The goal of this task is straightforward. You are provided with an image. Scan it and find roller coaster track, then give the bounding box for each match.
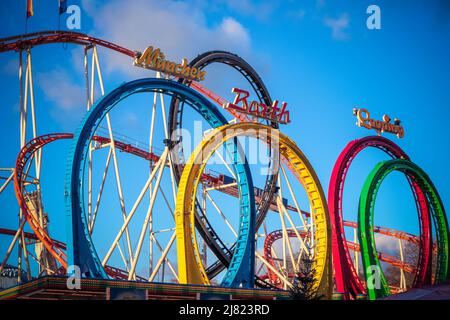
[0,228,145,281]
[0,31,135,57]
[2,31,440,297]
[65,78,259,285]
[13,133,162,270]
[175,122,332,298]
[89,135,435,269]
[90,132,430,285]
[358,159,449,299]
[12,131,269,283]
[0,228,66,251]
[263,228,416,287]
[328,136,432,299]
[169,51,279,283]
[14,132,427,291]
[0,31,259,283]
[345,241,415,274]
[11,132,165,281]
[0,32,282,287]
[14,133,73,268]
[10,131,436,295]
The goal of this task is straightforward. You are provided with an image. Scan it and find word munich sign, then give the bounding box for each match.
[134,46,206,82]
[354,108,404,138]
[225,88,291,124]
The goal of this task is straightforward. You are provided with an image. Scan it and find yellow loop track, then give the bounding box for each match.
[175,123,332,297]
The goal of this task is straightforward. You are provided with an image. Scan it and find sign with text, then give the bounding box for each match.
[354,108,404,138]
[225,88,290,124]
[134,46,206,82]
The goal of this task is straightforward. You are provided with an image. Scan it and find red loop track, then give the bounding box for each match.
[328,136,432,298]
[14,134,74,268]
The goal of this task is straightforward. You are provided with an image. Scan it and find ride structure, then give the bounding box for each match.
[175,122,332,297]
[329,136,432,298]
[0,30,448,300]
[329,110,449,299]
[358,159,449,299]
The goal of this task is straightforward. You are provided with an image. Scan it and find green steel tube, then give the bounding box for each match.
[358,159,449,300]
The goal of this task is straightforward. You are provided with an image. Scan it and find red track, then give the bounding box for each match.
[14,133,73,268]
[0,227,66,250]
[0,30,238,121]
[91,136,160,162]
[12,132,232,278]
[263,228,417,288]
[0,228,144,281]
[0,31,135,57]
[328,136,432,299]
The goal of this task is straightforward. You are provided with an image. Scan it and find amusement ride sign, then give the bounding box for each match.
[353,108,404,138]
[225,88,291,124]
[134,46,206,82]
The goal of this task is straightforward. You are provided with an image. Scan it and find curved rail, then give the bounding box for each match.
[65,78,255,285]
[175,122,332,298]
[0,31,135,57]
[263,228,416,287]
[86,134,435,287]
[358,159,449,300]
[12,132,189,277]
[2,32,273,287]
[14,133,74,268]
[168,51,279,282]
[0,227,66,250]
[1,33,277,286]
[0,228,145,281]
[328,136,432,298]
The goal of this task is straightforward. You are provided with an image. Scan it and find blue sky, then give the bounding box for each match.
[1,0,450,279]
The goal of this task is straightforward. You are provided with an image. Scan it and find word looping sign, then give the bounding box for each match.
[354,108,404,138]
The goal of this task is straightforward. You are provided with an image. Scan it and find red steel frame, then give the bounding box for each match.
[13,133,74,268]
[262,225,421,287]
[0,228,144,281]
[0,31,135,57]
[12,133,159,280]
[328,136,432,299]
[12,132,254,273]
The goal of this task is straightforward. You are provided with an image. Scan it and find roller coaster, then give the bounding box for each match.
[0,30,448,300]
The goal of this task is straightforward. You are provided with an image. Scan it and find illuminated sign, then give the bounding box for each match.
[134,46,206,82]
[225,88,290,124]
[353,108,404,138]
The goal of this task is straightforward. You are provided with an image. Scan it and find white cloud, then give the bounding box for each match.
[375,234,400,254]
[219,17,251,50]
[324,13,350,41]
[37,68,85,112]
[80,0,252,77]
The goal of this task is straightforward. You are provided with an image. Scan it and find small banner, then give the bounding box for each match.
[26,0,33,18]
